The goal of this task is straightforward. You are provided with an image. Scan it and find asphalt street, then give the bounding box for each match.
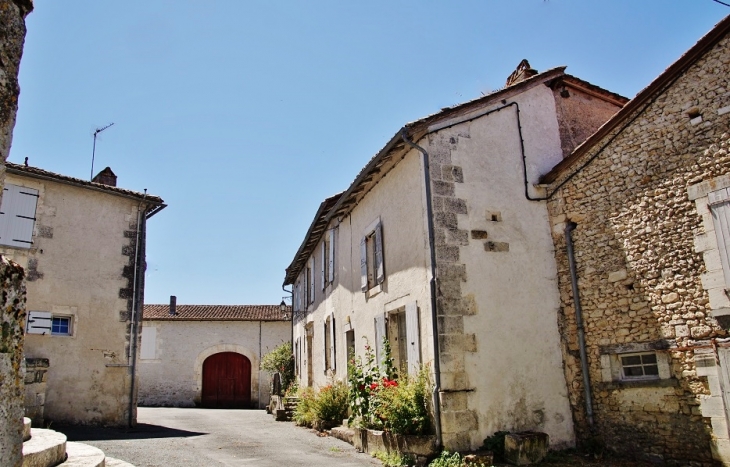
[55,407,381,467]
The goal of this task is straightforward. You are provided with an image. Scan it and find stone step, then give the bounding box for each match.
[23,417,31,442]
[104,457,135,467]
[58,442,105,467]
[22,428,67,467]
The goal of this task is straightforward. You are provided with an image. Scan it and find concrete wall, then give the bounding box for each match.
[546,32,730,464]
[138,320,291,409]
[1,172,145,426]
[422,82,576,451]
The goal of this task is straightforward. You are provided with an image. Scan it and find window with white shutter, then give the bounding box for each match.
[26,311,52,335]
[0,184,39,249]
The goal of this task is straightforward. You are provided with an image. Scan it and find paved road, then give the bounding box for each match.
[55,407,381,467]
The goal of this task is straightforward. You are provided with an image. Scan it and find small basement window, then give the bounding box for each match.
[620,352,659,380]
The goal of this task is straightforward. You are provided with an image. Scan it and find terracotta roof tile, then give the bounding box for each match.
[143,304,291,321]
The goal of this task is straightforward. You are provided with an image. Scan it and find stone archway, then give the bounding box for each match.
[193,344,258,407]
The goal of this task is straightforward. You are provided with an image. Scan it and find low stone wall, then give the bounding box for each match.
[23,358,48,426]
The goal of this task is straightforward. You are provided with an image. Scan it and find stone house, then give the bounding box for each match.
[0,162,165,426]
[541,14,730,465]
[283,61,627,451]
[138,299,291,409]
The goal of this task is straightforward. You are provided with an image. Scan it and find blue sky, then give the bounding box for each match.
[11,1,729,305]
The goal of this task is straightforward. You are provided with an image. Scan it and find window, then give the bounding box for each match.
[27,311,73,336]
[323,314,336,373]
[0,183,39,249]
[360,219,384,293]
[51,317,71,336]
[375,301,420,376]
[321,229,335,290]
[305,258,314,306]
[620,352,659,380]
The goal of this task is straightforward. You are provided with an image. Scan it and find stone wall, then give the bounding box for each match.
[546,31,730,465]
[23,357,48,426]
[0,257,27,467]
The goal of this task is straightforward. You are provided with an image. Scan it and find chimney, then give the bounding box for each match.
[92,167,117,187]
[505,59,538,87]
[169,295,177,315]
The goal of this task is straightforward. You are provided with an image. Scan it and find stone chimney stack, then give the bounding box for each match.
[169,295,177,315]
[505,59,538,87]
[92,167,117,187]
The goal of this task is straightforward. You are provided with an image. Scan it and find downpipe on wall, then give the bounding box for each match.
[128,194,147,428]
[401,129,443,450]
[564,222,594,428]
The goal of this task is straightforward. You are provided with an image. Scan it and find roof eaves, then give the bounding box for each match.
[6,163,164,204]
[541,13,730,185]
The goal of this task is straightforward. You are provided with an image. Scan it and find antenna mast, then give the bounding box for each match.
[91,122,115,180]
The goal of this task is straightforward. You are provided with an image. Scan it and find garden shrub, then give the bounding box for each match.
[428,450,489,467]
[293,381,349,429]
[372,450,415,467]
[293,386,317,427]
[261,341,295,393]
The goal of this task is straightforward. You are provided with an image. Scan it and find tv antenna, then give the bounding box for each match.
[91,122,115,180]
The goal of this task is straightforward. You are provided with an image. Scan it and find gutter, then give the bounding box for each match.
[565,222,594,428]
[401,130,443,449]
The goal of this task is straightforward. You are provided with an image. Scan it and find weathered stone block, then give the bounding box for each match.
[484,241,509,252]
[504,432,549,465]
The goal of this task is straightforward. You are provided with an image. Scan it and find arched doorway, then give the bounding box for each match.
[201,352,251,408]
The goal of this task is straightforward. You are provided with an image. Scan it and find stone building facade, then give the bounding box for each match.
[284,62,626,451]
[542,15,730,465]
[0,163,165,426]
[138,302,291,410]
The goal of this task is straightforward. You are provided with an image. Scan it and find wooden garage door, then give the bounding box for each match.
[202,352,251,409]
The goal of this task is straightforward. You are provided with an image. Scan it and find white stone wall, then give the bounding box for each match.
[138,320,290,408]
[1,173,144,425]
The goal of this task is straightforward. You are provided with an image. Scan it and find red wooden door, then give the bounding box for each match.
[202,352,251,408]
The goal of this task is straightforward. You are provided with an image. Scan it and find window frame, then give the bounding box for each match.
[360,218,384,295]
[619,351,660,381]
[51,316,72,336]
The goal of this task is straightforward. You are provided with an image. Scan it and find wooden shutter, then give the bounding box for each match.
[321,241,326,291]
[405,302,421,375]
[374,313,386,368]
[328,230,335,284]
[26,311,52,335]
[0,184,38,249]
[323,320,328,372]
[309,259,315,304]
[330,315,336,371]
[374,222,384,285]
[711,188,730,287]
[360,237,368,292]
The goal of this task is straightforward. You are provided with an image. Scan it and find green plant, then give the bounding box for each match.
[261,341,295,393]
[371,366,431,435]
[428,451,490,467]
[372,450,414,467]
[293,386,317,427]
[313,380,349,425]
[481,431,509,462]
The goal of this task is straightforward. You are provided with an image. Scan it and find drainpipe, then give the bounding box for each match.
[128,193,147,428]
[564,222,594,428]
[259,320,262,409]
[401,129,443,449]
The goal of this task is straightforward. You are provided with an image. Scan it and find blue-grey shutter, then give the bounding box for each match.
[374,222,384,285]
[710,188,730,287]
[0,184,38,249]
[330,315,336,371]
[360,237,368,292]
[309,259,315,304]
[26,311,52,335]
[405,302,421,375]
[321,241,326,291]
[328,230,335,284]
[374,313,386,368]
[323,320,328,373]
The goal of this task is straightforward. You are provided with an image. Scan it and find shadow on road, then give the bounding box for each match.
[53,423,207,441]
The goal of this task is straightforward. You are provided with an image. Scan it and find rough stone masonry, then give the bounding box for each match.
[0,1,33,467]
